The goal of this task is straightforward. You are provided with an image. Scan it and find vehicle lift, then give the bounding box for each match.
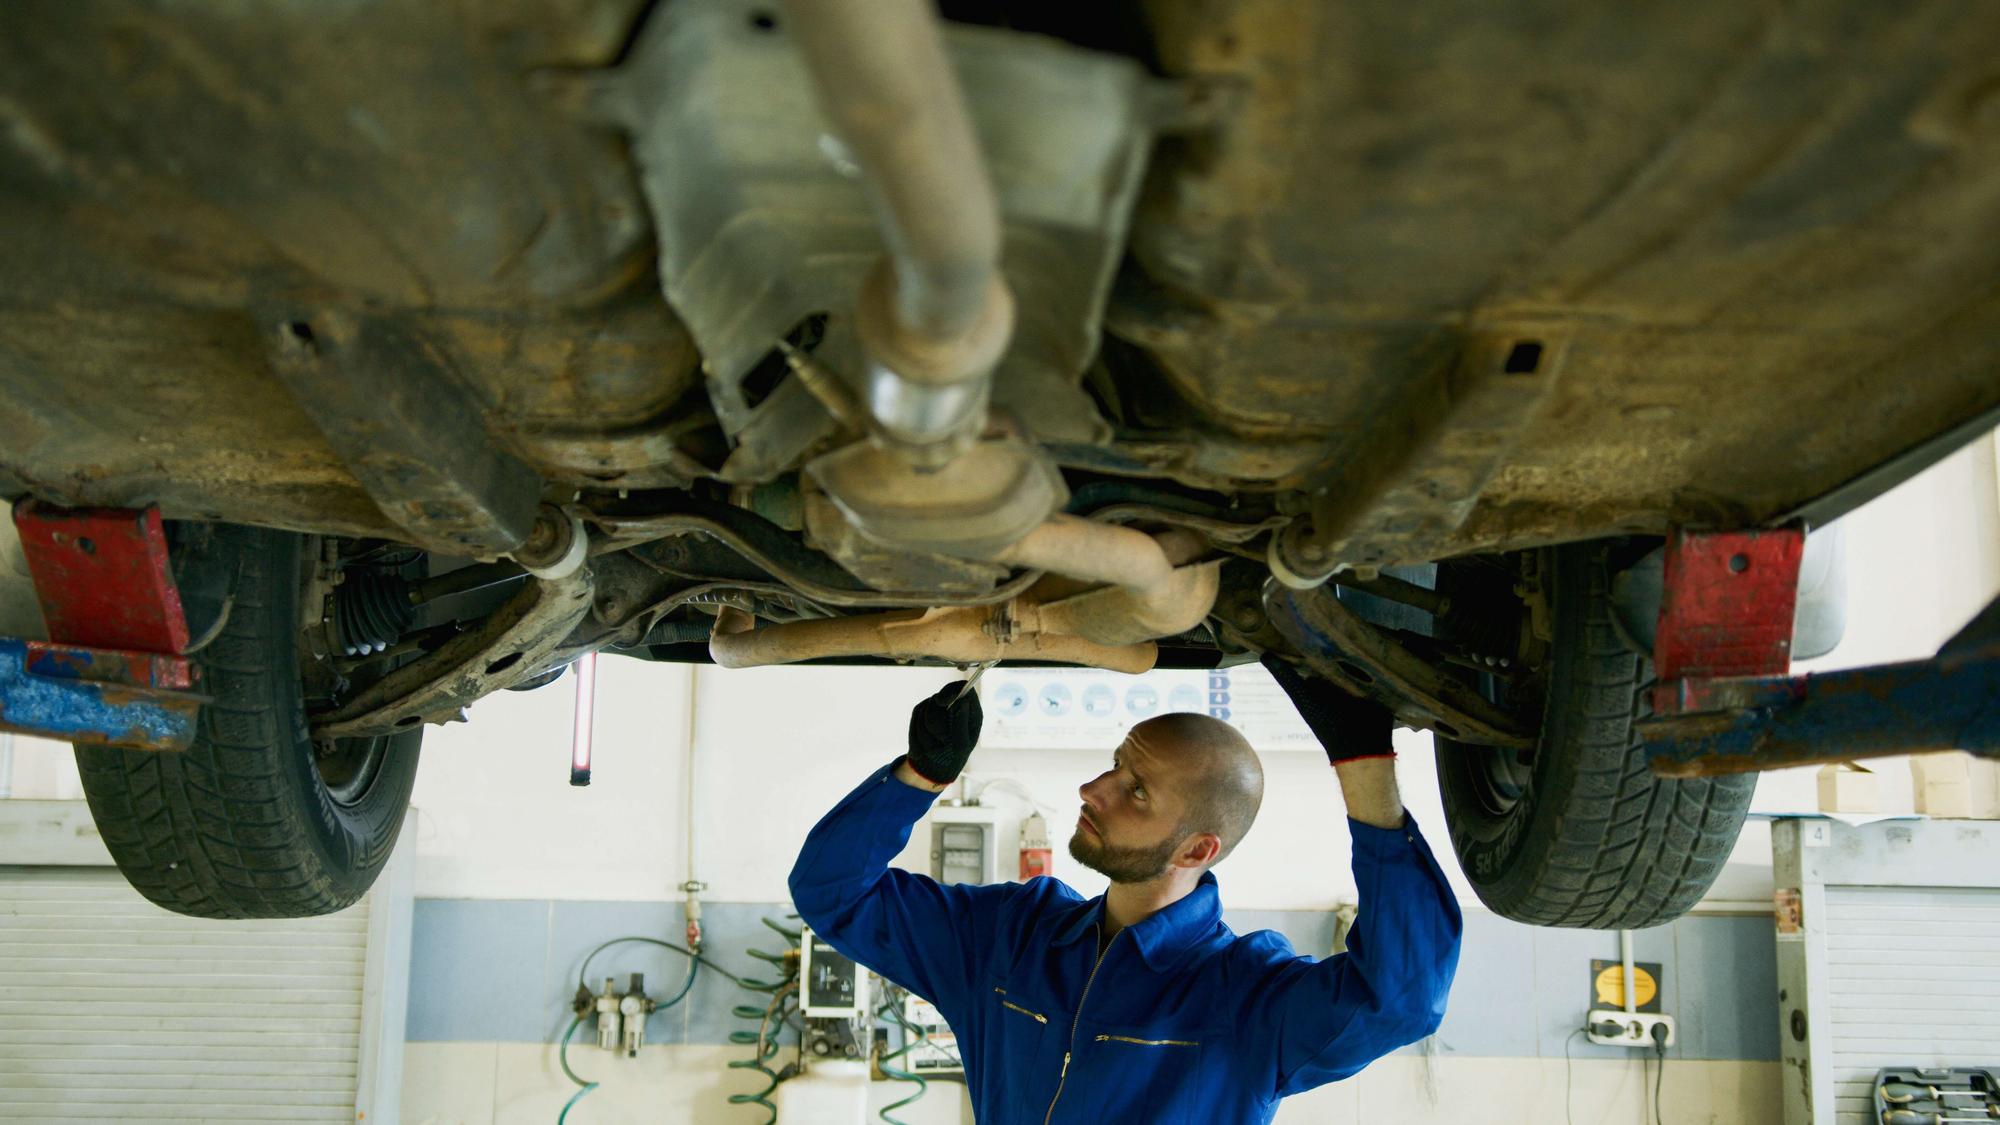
[0,505,1995,774]
[1636,528,2000,779]
[1,503,203,752]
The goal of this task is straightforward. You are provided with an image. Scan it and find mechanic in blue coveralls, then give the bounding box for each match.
[789,658,1462,1124]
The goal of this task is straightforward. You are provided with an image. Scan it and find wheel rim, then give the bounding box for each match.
[1467,742,1535,816]
[316,735,392,807]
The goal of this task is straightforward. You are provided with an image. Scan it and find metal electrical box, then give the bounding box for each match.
[929,803,1004,886]
[799,927,869,1021]
[1773,816,2000,1125]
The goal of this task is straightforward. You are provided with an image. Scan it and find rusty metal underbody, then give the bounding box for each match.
[4,0,2000,678]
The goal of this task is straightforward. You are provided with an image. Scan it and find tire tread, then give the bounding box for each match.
[72,524,418,919]
[1439,542,1755,929]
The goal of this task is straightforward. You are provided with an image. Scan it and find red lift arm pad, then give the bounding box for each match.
[12,502,191,654]
[1654,528,1805,682]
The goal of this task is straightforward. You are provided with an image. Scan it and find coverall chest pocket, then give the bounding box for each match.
[986,985,1066,1122]
[1075,1019,1209,1125]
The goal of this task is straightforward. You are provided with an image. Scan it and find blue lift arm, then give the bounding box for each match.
[1643,588,2000,778]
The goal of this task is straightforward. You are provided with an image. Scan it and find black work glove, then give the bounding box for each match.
[905,683,984,785]
[1261,653,1396,765]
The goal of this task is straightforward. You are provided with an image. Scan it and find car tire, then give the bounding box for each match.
[73,523,421,919]
[1434,540,1755,929]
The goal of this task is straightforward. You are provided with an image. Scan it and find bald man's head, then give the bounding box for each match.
[1131,712,1266,866]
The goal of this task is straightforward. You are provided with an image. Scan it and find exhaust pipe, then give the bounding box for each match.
[995,519,1219,646]
[776,2,1213,651]
[708,605,1158,674]
[779,0,1014,460]
[705,522,1221,669]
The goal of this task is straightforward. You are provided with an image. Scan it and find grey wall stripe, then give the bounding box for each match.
[405,898,1779,1061]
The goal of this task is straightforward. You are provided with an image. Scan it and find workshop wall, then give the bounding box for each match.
[400,663,1791,1124]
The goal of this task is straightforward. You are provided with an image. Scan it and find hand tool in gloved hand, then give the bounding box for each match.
[1260,653,1396,764]
[952,660,997,704]
[1883,1084,1994,1106]
[1882,1110,1999,1125]
[906,681,985,786]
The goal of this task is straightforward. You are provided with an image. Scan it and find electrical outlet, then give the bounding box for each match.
[1585,1010,1677,1048]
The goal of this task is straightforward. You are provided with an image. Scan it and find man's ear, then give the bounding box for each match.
[1175,832,1222,869]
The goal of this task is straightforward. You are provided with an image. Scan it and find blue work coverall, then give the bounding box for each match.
[788,758,1463,1124]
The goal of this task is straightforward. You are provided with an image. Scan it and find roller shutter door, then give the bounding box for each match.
[1822,885,2000,1125]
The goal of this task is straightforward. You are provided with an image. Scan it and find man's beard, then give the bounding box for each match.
[1068,824,1183,884]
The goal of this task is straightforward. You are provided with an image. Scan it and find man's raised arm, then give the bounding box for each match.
[1237,656,1465,1097]
[787,684,1018,1017]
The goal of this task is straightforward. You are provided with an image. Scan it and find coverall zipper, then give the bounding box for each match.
[1042,924,1112,1125]
[997,995,1049,1024]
